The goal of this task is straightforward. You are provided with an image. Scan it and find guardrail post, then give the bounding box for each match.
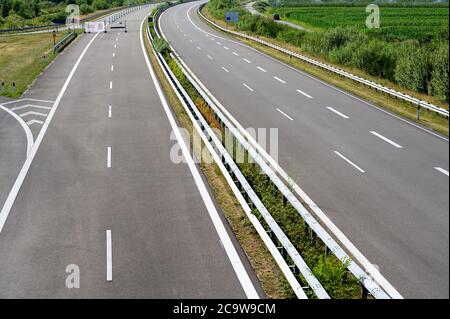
[1,80,4,95]
[361,283,368,299]
[12,81,15,94]
[416,103,421,120]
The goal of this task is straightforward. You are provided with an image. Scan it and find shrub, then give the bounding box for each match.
[350,39,397,81]
[428,45,449,102]
[153,37,170,55]
[395,44,432,93]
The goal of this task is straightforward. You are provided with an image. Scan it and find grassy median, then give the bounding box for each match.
[143,21,295,299]
[201,7,449,137]
[0,31,77,98]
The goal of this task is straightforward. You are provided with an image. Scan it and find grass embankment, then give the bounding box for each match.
[145,19,294,299]
[201,6,449,136]
[149,7,364,297]
[0,30,78,98]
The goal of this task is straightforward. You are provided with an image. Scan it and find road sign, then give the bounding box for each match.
[225,12,239,23]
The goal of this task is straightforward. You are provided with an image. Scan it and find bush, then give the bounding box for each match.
[80,3,94,15]
[395,44,432,93]
[350,40,397,81]
[153,37,170,55]
[428,45,449,102]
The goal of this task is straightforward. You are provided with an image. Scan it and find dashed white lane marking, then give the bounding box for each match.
[221,67,229,73]
[370,131,403,149]
[276,108,294,121]
[114,44,117,48]
[216,41,222,45]
[11,104,51,111]
[106,230,112,281]
[334,151,365,173]
[274,76,286,84]
[107,147,112,168]
[197,46,201,50]
[207,55,213,60]
[116,37,118,41]
[108,105,112,118]
[243,58,251,64]
[326,107,349,119]
[109,81,113,90]
[223,46,229,50]
[189,39,193,43]
[243,83,254,92]
[257,66,267,72]
[232,51,239,56]
[111,65,114,71]
[112,52,115,57]
[184,34,187,37]
[435,167,449,176]
[296,89,313,99]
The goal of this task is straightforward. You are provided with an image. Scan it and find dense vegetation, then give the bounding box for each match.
[206,0,449,103]
[0,0,148,29]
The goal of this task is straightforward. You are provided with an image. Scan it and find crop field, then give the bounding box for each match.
[269,6,449,41]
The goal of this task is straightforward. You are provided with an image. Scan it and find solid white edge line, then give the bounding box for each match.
[106,230,113,281]
[327,106,349,119]
[0,105,34,157]
[370,131,403,149]
[334,151,365,173]
[276,108,294,121]
[296,89,313,99]
[0,32,100,234]
[141,15,259,299]
[180,3,404,299]
[435,167,449,176]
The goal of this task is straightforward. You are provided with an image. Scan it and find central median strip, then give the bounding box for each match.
[151,3,400,299]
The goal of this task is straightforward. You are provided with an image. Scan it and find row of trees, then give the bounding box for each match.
[207,0,449,102]
[0,0,147,26]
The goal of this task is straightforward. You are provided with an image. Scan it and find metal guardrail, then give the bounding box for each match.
[147,12,311,299]
[198,5,449,119]
[153,4,400,299]
[52,32,77,54]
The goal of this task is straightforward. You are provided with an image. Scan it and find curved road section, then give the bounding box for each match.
[160,1,449,298]
[0,6,261,298]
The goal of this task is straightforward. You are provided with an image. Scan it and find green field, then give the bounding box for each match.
[270,6,449,41]
[0,31,69,97]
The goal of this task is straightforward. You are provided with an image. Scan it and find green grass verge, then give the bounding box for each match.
[144,21,294,299]
[0,30,80,98]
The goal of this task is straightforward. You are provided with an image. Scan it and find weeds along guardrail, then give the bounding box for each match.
[197,4,449,120]
[150,4,401,299]
[52,32,77,54]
